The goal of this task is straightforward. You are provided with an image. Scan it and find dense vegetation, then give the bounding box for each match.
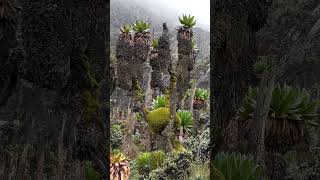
[110,10,211,179]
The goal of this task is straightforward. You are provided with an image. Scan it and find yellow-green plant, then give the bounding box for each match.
[132,20,150,33]
[194,88,209,101]
[136,151,166,175]
[191,38,198,50]
[179,14,196,28]
[151,38,159,49]
[177,110,193,134]
[147,107,181,134]
[120,24,132,33]
[151,95,169,110]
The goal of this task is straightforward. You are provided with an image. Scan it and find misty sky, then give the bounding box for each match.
[116,0,210,29]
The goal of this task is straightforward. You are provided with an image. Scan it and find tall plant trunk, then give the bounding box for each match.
[116,33,133,90]
[132,32,150,114]
[210,1,273,167]
[161,63,177,152]
[176,27,194,109]
[150,23,171,95]
[250,72,275,174]
[188,80,197,112]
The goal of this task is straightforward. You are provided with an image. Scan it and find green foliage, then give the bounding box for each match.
[285,152,320,180]
[213,152,263,180]
[189,162,210,180]
[111,124,124,149]
[151,95,169,110]
[81,91,101,123]
[194,88,209,101]
[239,84,319,126]
[151,38,159,49]
[177,110,193,134]
[184,129,210,163]
[172,139,186,152]
[136,152,151,174]
[149,151,167,170]
[120,24,132,33]
[147,107,181,134]
[191,38,198,50]
[148,150,193,180]
[111,150,128,163]
[110,53,117,64]
[136,151,167,175]
[135,112,142,122]
[85,161,101,180]
[132,20,150,33]
[179,14,196,28]
[254,59,273,74]
[211,165,226,180]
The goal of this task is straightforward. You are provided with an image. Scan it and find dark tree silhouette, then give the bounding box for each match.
[210,0,273,173]
[0,0,109,178]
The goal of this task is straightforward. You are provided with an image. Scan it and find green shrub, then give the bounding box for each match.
[172,139,186,152]
[239,84,319,124]
[151,95,169,110]
[149,150,193,180]
[84,161,101,180]
[184,129,210,163]
[151,38,159,49]
[147,107,181,134]
[189,162,210,180]
[194,88,209,101]
[285,152,320,180]
[132,20,150,33]
[177,110,193,134]
[211,165,226,180]
[179,14,196,28]
[136,151,167,176]
[110,124,124,149]
[120,24,132,33]
[213,152,263,180]
[254,59,273,74]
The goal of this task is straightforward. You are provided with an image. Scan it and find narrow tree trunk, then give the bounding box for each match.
[251,72,275,175]
[161,63,177,152]
[188,80,197,112]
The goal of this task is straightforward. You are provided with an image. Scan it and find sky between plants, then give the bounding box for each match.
[117,0,210,30]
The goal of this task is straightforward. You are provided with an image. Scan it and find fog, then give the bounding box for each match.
[113,0,210,30]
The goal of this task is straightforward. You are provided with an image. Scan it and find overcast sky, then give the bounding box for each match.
[116,0,210,29]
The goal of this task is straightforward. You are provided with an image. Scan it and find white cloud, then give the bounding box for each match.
[115,0,210,28]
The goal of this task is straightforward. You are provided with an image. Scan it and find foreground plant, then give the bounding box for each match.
[136,151,166,176]
[177,110,193,134]
[239,84,319,152]
[110,151,130,180]
[213,152,263,180]
[179,14,196,28]
[132,20,150,33]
